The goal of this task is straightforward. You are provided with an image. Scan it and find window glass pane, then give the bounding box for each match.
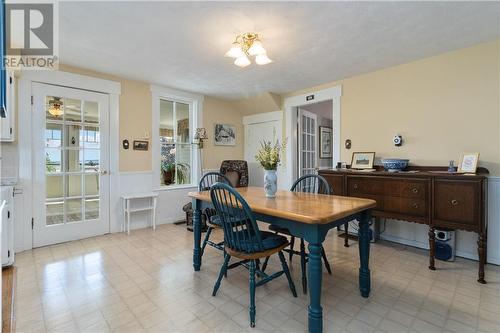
[46,175,63,198]
[66,150,83,172]
[85,198,99,220]
[45,148,62,173]
[160,100,174,142]
[65,124,83,148]
[84,149,100,172]
[175,143,191,185]
[45,123,62,147]
[66,198,82,222]
[67,175,82,197]
[176,102,189,143]
[65,98,82,122]
[84,101,99,124]
[85,174,99,196]
[161,143,176,185]
[83,126,100,148]
[46,95,64,121]
[46,201,64,225]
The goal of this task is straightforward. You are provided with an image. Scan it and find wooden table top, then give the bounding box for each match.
[188,186,376,224]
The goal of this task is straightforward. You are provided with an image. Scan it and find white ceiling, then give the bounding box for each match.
[60,1,500,99]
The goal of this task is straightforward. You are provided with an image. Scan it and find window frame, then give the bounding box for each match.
[151,85,203,191]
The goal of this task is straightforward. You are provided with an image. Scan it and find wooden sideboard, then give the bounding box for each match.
[318,166,489,283]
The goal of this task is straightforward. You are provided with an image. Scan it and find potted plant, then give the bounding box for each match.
[255,140,286,198]
[161,146,176,185]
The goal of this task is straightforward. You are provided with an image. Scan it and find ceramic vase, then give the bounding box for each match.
[264,169,278,198]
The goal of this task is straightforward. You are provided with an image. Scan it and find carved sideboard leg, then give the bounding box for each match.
[477,233,487,284]
[344,223,349,247]
[428,226,436,271]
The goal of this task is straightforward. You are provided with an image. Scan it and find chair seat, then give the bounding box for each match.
[229,230,288,254]
[268,224,291,235]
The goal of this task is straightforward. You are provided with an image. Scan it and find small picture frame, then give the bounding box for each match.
[214,123,236,146]
[133,140,149,151]
[319,126,333,159]
[351,152,375,169]
[458,152,479,173]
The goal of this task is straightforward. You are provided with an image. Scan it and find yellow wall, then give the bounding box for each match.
[284,40,500,175]
[59,65,252,172]
[60,65,153,172]
[202,97,244,169]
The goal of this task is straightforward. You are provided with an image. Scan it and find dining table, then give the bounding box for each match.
[188,186,376,333]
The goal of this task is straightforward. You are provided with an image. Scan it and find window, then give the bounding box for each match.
[159,98,193,187]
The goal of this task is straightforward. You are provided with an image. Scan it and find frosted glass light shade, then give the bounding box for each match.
[234,56,251,68]
[255,54,272,65]
[225,43,245,58]
[248,40,266,56]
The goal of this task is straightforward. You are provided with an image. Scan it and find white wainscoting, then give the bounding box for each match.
[115,171,196,232]
[379,176,500,265]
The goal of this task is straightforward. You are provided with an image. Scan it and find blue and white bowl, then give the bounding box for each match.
[381,159,409,172]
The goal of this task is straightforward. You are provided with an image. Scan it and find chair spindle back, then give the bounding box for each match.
[291,174,331,195]
[210,183,263,253]
[199,172,231,191]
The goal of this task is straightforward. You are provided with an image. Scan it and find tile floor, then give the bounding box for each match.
[14,223,500,333]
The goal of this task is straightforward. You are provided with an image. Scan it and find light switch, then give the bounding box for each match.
[144,131,150,140]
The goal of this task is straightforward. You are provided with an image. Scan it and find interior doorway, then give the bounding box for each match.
[296,100,334,177]
[283,85,342,189]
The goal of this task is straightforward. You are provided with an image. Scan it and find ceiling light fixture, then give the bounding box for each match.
[48,97,64,117]
[225,33,272,67]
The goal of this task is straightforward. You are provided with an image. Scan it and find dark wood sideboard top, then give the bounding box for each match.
[319,165,489,179]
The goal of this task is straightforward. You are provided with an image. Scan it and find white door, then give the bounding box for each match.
[32,83,110,247]
[245,120,280,187]
[298,108,317,177]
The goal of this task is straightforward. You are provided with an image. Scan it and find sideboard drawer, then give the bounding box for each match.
[347,176,428,199]
[383,197,427,217]
[433,180,480,225]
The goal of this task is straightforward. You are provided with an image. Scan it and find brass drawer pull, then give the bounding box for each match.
[451,199,459,206]
[412,187,419,194]
[353,184,359,189]
[412,203,419,209]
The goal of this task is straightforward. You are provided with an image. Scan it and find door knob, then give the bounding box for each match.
[100,170,108,175]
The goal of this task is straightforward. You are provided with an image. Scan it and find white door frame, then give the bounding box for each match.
[18,71,121,251]
[283,85,342,189]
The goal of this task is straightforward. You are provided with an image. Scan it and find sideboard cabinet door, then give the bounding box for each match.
[433,179,481,230]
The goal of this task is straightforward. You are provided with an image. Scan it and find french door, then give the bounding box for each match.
[298,108,317,177]
[32,83,110,247]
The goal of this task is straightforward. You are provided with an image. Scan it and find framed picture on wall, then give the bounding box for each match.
[351,152,375,169]
[214,124,236,146]
[458,152,479,173]
[319,126,333,158]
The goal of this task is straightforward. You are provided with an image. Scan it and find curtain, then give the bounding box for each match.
[0,0,6,118]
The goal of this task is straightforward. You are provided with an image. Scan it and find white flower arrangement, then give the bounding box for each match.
[255,139,287,171]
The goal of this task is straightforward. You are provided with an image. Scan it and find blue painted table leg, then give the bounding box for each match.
[358,210,371,298]
[193,199,202,271]
[307,243,323,333]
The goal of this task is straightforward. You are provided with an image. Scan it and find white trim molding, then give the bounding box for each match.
[242,110,283,125]
[283,85,342,189]
[18,70,121,95]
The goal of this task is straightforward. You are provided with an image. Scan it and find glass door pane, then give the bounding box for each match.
[44,95,102,225]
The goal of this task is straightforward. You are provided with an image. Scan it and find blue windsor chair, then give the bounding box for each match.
[210,182,297,328]
[264,174,334,294]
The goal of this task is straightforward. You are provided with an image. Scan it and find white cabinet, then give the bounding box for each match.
[0,71,15,142]
[0,186,14,266]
